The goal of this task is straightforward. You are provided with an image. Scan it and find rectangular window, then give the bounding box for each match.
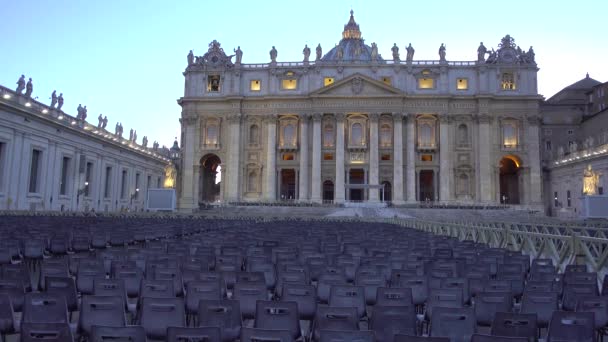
[554,191,559,207]
[418,78,434,89]
[147,175,151,191]
[382,77,392,86]
[599,187,604,195]
[85,162,93,197]
[281,79,297,90]
[120,170,128,199]
[282,153,294,161]
[29,149,42,193]
[545,140,552,152]
[501,73,516,90]
[381,154,391,161]
[157,177,161,188]
[567,190,571,207]
[104,166,112,198]
[567,129,574,135]
[0,142,6,191]
[456,78,468,90]
[60,157,70,196]
[324,77,334,86]
[135,173,140,199]
[323,153,334,161]
[250,80,261,91]
[421,154,433,162]
[207,75,221,92]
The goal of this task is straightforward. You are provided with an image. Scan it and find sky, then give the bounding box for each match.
[1,0,607,148]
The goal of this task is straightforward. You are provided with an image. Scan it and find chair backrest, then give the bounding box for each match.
[370,305,417,342]
[312,306,359,342]
[430,307,476,342]
[426,288,463,319]
[520,290,558,327]
[376,287,413,307]
[114,267,143,297]
[185,280,223,314]
[139,279,175,299]
[197,299,242,342]
[20,323,74,342]
[90,325,146,342]
[166,326,222,342]
[490,312,537,340]
[576,295,608,329]
[280,283,317,320]
[139,297,185,340]
[547,311,595,342]
[0,293,14,334]
[22,292,69,324]
[471,334,528,342]
[254,300,300,339]
[78,295,125,337]
[395,275,428,305]
[474,291,513,326]
[319,329,375,342]
[0,278,25,312]
[329,285,366,318]
[394,334,450,341]
[233,282,268,319]
[562,283,599,311]
[240,327,294,342]
[441,277,470,304]
[93,278,127,304]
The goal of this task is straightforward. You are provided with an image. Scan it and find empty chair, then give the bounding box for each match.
[0,279,25,312]
[521,290,558,329]
[20,323,73,342]
[44,276,78,313]
[90,325,146,342]
[547,311,595,342]
[233,282,267,319]
[185,280,222,317]
[167,326,222,342]
[154,266,185,297]
[241,327,294,342]
[254,300,300,340]
[94,278,127,305]
[317,271,348,303]
[394,336,449,342]
[430,307,476,342]
[356,272,387,305]
[441,277,470,304]
[139,279,175,300]
[376,287,413,307]
[471,334,528,342]
[0,294,15,338]
[319,329,375,342]
[78,295,126,338]
[76,260,106,295]
[394,276,428,306]
[197,300,242,342]
[114,266,143,298]
[426,288,463,320]
[370,305,417,342]
[490,312,537,341]
[484,279,513,295]
[329,285,366,319]
[562,283,598,311]
[576,295,608,334]
[276,270,308,296]
[39,261,69,291]
[474,291,513,327]
[281,283,317,321]
[1,264,32,292]
[312,306,359,342]
[22,293,69,324]
[139,297,185,340]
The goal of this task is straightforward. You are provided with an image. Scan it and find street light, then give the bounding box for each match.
[76,181,89,206]
[130,188,140,201]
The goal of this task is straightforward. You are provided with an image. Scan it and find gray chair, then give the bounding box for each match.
[167,326,222,342]
[89,325,146,342]
[547,311,595,342]
[319,329,375,342]
[312,306,359,342]
[240,327,294,342]
[197,299,242,342]
[430,307,476,342]
[78,295,126,338]
[139,297,185,340]
[254,300,301,340]
[20,323,73,342]
[490,312,538,341]
[370,305,417,342]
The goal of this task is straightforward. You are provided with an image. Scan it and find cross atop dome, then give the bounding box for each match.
[342,10,362,40]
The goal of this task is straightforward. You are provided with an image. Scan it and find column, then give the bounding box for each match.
[477,114,493,202]
[439,115,452,202]
[177,115,198,211]
[369,113,379,202]
[527,115,543,206]
[334,113,346,203]
[405,114,416,202]
[298,113,309,201]
[264,115,277,201]
[311,114,322,203]
[392,113,404,204]
[225,113,241,201]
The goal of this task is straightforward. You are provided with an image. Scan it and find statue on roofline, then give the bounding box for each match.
[316,44,322,61]
[438,43,446,62]
[392,43,400,61]
[234,46,242,64]
[303,44,310,63]
[50,90,57,108]
[270,46,277,63]
[583,164,602,195]
[406,43,415,62]
[16,75,25,94]
[477,42,487,62]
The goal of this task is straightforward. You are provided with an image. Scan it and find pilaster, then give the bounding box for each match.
[335,113,346,203]
[311,113,323,203]
[392,113,405,204]
[368,113,380,202]
[298,113,310,201]
[405,114,416,202]
[264,114,278,201]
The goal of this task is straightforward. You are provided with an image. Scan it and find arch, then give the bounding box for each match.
[457,123,468,145]
[499,155,522,204]
[206,124,218,145]
[381,181,392,202]
[249,124,259,145]
[199,154,221,203]
[323,180,334,202]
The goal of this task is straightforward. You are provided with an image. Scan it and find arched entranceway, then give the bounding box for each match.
[348,169,365,201]
[499,155,521,204]
[380,181,392,202]
[323,180,334,202]
[200,154,221,203]
[280,169,296,201]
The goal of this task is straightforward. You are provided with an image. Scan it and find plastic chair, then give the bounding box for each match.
[430,307,476,342]
[167,326,222,342]
[233,282,268,319]
[78,295,126,338]
[197,299,242,342]
[22,292,69,324]
[329,285,366,319]
[281,283,317,320]
[138,297,185,340]
[312,306,359,342]
[20,323,73,342]
[474,291,513,326]
[254,300,301,340]
[370,305,417,342]
[547,311,595,342]
[89,325,146,342]
[490,312,538,341]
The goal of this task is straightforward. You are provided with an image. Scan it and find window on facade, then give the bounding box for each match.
[418,123,434,148]
[456,78,468,90]
[249,124,259,145]
[421,154,433,162]
[324,77,334,86]
[501,73,516,90]
[29,149,42,193]
[323,124,334,147]
[567,190,571,207]
[206,124,218,145]
[104,167,112,198]
[457,173,469,195]
[120,170,128,199]
[380,124,392,147]
[157,177,161,188]
[545,140,552,152]
[502,122,518,148]
[248,171,258,192]
[207,75,221,92]
[250,80,261,91]
[554,191,559,207]
[382,77,392,86]
[418,78,434,89]
[147,175,151,192]
[350,123,364,146]
[0,142,5,191]
[567,129,574,135]
[282,153,294,161]
[59,157,70,196]
[457,124,468,146]
[282,79,297,90]
[135,173,140,199]
[85,162,93,197]
[381,154,391,161]
[282,124,296,147]
[323,153,334,161]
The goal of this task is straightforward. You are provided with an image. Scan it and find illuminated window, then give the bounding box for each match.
[249,124,259,145]
[456,78,468,90]
[350,123,364,146]
[282,153,295,161]
[250,80,261,91]
[324,77,335,86]
[501,73,516,90]
[421,154,433,162]
[323,123,334,147]
[380,123,392,147]
[418,78,434,89]
[281,123,297,147]
[206,124,218,145]
[207,75,221,92]
[323,153,334,161]
[417,121,435,148]
[502,121,518,148]
[381,154,391,161]
[282,79,297,90]
[382,77,392,86]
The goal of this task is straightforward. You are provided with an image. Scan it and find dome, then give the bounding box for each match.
[321,10,384,63]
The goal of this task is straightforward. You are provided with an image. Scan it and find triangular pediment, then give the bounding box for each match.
[310,73,402,97]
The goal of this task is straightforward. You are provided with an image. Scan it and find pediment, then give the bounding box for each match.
[310,73,402,97]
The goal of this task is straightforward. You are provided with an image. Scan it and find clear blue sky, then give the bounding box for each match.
[1,0,607,148]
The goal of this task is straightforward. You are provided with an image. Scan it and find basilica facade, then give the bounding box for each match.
[177,12,543,210]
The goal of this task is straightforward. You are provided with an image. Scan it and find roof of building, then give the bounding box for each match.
[564,73,602,90]
[546,73,601,104]
[321,10,384,63]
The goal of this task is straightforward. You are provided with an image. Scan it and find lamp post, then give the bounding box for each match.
[76,181,89,207]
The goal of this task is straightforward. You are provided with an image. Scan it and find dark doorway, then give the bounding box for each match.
[499,156,521,204]
[280,169,296,201]
[349,169,365,201]
[200,154,221,203]
[381,181,392,202]
[323,180,334,202]
[419,170,434,202]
